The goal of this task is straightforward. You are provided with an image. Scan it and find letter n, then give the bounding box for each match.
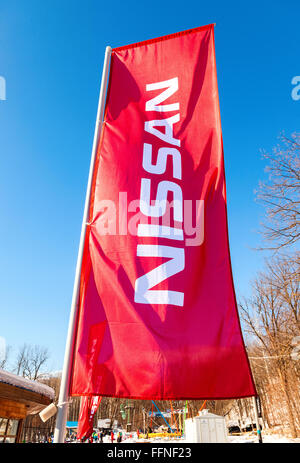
[134,244,184,306]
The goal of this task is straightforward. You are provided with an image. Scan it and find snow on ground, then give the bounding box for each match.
[103,431,300,444]
[227,432,300,444]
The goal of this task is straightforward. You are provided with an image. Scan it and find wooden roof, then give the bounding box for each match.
[0,369,55,418]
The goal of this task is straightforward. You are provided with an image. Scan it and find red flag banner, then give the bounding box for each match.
[70,24,256,400]
[77,395,102,440]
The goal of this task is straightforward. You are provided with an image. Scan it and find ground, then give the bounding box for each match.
[98,430,300,444]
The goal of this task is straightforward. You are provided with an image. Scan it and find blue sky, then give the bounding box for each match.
[0,0,299,372]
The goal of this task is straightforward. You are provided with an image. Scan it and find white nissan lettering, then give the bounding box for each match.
[134,77,185,307]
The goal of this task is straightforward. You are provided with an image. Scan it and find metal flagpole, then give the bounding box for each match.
[54,45,112,443]
[252,396,263,443]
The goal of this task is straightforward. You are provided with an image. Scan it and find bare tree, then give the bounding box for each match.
[0,344,12,370]
[240,254,300,437]
[264,253,300,333]
[15,344,29,376]
[256,133,300,250]
[14,344,49,380]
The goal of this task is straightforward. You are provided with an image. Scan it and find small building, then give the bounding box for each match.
[185,409,228,443]
[0,369,55,443]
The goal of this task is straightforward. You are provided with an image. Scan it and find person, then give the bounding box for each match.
[117,432,121,443]
[110,430,114,443]
[137,429,140,439]
[99,431,104,443]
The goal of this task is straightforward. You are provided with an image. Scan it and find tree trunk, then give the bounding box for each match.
[277,365,298,438]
